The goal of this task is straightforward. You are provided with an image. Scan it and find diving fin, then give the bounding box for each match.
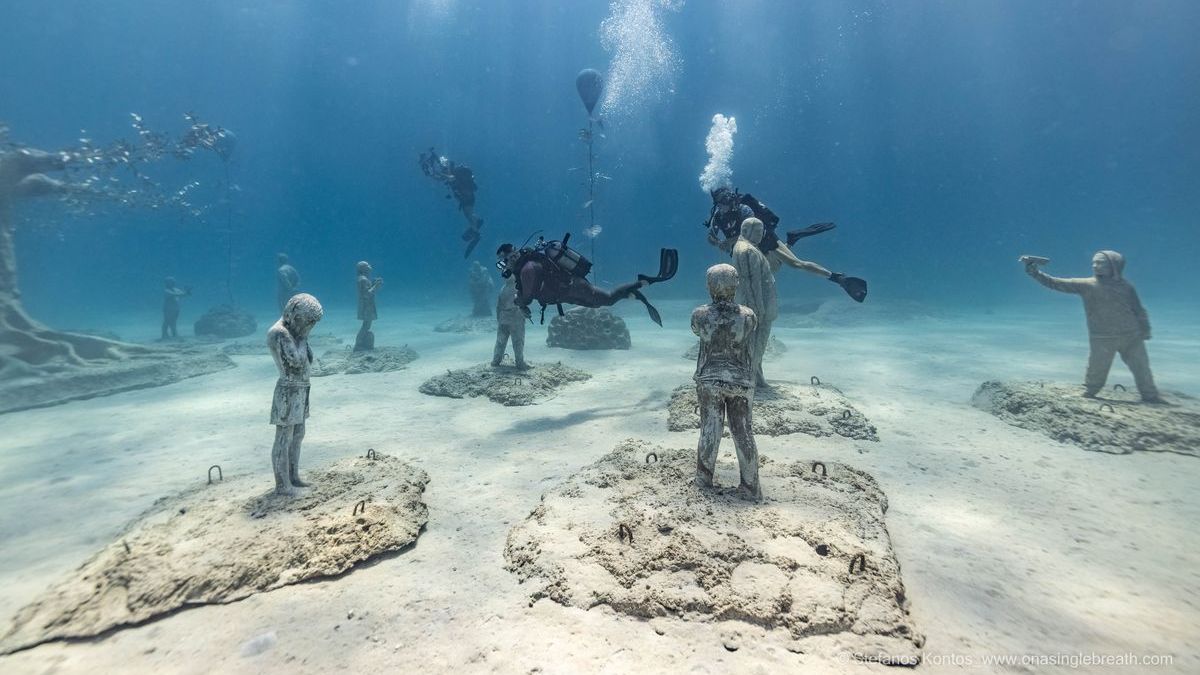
[631,289,663,326]
[786,222,836,247]
[463,231,482,258]
[832,274,868,303]
[637,248,679,285]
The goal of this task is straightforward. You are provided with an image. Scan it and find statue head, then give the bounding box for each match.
[1092,250,1124,279]
[706,263,739,302]
[164,276,177,288]
[277,253,289,265]
[356,260,372,276]
[740,217,765,246]
[283,293,323,336]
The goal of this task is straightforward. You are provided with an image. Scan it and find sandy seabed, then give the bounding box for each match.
[1,299,1197,674]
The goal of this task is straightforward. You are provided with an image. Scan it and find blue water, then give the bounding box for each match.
[3,0,1198,328]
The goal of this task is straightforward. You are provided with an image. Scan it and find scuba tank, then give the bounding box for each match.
[537,232,593,279]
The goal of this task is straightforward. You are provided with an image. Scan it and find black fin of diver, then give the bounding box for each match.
[637,248,678,285]
[837,276,868,303]
[786,222,836,247]
[463,231,482,258]
[631,289,663,326]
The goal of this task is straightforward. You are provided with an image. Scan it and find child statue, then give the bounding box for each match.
[355,260,383,351]
[692,263,762,501]
[267,293,324,496]
[493,273,528,368]
[1024,251,1161,402]
[160,276,191,340]
[469,260,495,318]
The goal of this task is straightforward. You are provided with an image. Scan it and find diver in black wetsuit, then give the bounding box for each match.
[705,187,868,302]
[496,234,678,325]
[420,147,483,257]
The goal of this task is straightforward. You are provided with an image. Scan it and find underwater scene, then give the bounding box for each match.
[1,1,1198,672]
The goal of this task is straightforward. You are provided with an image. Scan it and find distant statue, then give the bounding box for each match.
[1023,251,1161,402]
[355,260,383,351]
[469,261,495,317]
[730,218,777,389]
[493,274,528,369]
[275,253,301,312]
[160,276,191,340]
[692,263,761,500]
[267,293,324,496]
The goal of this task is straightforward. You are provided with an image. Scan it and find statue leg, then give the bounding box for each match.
[355,319,374,351]
[272,426,297,496]
[726,392,762,501]
[695,383,724,488]
[1084,337,1117,397]
[492,325,510,366]
[288,422,309,487]
[161,316,169,340]
[753,318,773,388]
[512,322,527,368]
[1118,338,1160,401]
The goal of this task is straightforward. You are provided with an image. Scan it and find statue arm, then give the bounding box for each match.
[1028,269,1087,294]
[13,174,67,198]
[1130,287,1151,338]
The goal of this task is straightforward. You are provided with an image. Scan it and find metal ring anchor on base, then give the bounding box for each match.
[645,452,658,464]
[366,448,377,460]
[1099,403,1115,414]
[811,461,827,477]
[353,500,367,516]
[849,553,867,575]
[841,410,851,420]
[207,465,223,484]
[1113,384,1127,393]
[810,376,821,386]
[617,523,633,545]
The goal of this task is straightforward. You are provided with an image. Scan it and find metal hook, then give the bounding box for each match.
[352,500,367,516]
[645,452,658,464]
[207,465,223,484]
[812,461,827,477]
[1113,384,1127,393]
[617,523,633,544]
[841,410,851,420]
[366,448,377,460]
[810,376,821,386]
[1099,403,1115,413]
[849,553,867,575]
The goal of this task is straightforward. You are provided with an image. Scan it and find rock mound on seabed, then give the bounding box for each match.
[311,345,419,376]
[683,335,787,361]
[547,307,631,350]
[971,380,1200,457]
[419,361,591,406]
[434,315,496,334]
[0,453,429,654]
[193,305,257,338]
[504,439,923,665]
[668,381,879,441]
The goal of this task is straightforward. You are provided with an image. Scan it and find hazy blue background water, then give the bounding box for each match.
[3,0,1197,330]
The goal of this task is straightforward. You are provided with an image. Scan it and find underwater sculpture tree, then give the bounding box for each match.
[0,117,230,382]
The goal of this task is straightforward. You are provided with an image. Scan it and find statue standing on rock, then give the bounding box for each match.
[267,293,324,496]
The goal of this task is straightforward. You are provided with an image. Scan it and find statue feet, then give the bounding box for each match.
[515,360,530,370]
[290,476,311,488]
[274,481,297,497]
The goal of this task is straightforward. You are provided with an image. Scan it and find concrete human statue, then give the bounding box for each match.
[1023,251,1162,402]
[469,260,494,318]
[160,276,191,340]
[276,253,301,312]
[493,273,528,369]
[267,293,324,496]
[692,263,761,500]
[730,217,777,389]
[355,260,383,351]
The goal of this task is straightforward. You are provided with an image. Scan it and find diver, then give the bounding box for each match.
[495,233,678,326]
[704,186,867,302]
[419,147,483,257]
[161,276,191,340]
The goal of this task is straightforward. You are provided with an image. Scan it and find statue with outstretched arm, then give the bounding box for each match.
[1022,252,1160,402]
